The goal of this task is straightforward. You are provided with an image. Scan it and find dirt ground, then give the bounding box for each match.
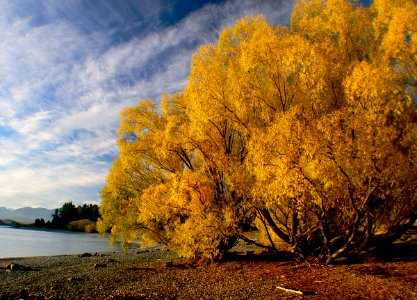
[1,229,417,299]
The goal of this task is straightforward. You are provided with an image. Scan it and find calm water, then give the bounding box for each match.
[0,226,122,258]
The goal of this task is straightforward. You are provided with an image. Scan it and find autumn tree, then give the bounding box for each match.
[99,0,417,262]
[98,92,253,258]
[248,0,417,263]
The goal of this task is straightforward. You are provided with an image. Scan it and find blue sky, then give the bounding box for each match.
[0,0,298,209]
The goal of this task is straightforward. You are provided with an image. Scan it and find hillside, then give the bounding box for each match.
[0,219,17,226]
[0,207,54,223]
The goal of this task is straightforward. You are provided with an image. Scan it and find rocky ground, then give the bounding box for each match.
[1,230,417,300]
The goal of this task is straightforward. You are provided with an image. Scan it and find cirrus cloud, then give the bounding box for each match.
[0,0,295,209]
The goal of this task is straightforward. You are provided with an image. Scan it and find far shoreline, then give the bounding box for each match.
[0,224,96,234]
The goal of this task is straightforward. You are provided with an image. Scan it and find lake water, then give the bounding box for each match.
[0,226,122,258]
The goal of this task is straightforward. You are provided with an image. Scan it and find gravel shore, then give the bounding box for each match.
[1,241,417,299]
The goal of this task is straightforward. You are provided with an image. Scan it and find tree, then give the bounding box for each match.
[34,218,45,228]
[48,202,101,231]
[99,0,417,263]
[67,219,96,232]
[248,0,417,263]
[98,92,253,257]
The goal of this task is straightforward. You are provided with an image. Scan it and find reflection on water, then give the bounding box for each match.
[0,226,121,258]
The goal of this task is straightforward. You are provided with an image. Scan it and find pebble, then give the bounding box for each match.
[3,263,32,271]
[79,253,93,257]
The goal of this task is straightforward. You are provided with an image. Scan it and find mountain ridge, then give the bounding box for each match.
[0,207,55,223]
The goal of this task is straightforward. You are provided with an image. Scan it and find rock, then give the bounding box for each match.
[4,263,32,271]
[79,253,93,257]
[19,289,29,299]
[137,249,149,254]
[68,276,82,282]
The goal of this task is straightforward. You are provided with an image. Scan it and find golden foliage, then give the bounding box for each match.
[99,0,417,262]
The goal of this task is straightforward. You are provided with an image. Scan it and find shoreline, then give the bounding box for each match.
[0,226,127,259]
[0,223,94,233]
[0,250,120,261]
[1,245,417,299]
[0,248,176,299]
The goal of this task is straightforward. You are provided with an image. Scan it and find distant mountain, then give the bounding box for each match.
[0,207,55,223]
[0,219,17,226]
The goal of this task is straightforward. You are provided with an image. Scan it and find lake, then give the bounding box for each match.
[0,226,122,258]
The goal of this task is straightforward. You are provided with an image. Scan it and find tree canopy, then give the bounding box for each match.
[35,202,100,232]
[98,0,417,263]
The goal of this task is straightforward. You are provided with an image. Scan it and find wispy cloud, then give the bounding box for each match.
[0,0,294,209]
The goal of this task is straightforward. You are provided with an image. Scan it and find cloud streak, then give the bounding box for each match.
[0,0,295,209]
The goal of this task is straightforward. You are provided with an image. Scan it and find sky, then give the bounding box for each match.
[0,0,373,209]
[0,0,301,209]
